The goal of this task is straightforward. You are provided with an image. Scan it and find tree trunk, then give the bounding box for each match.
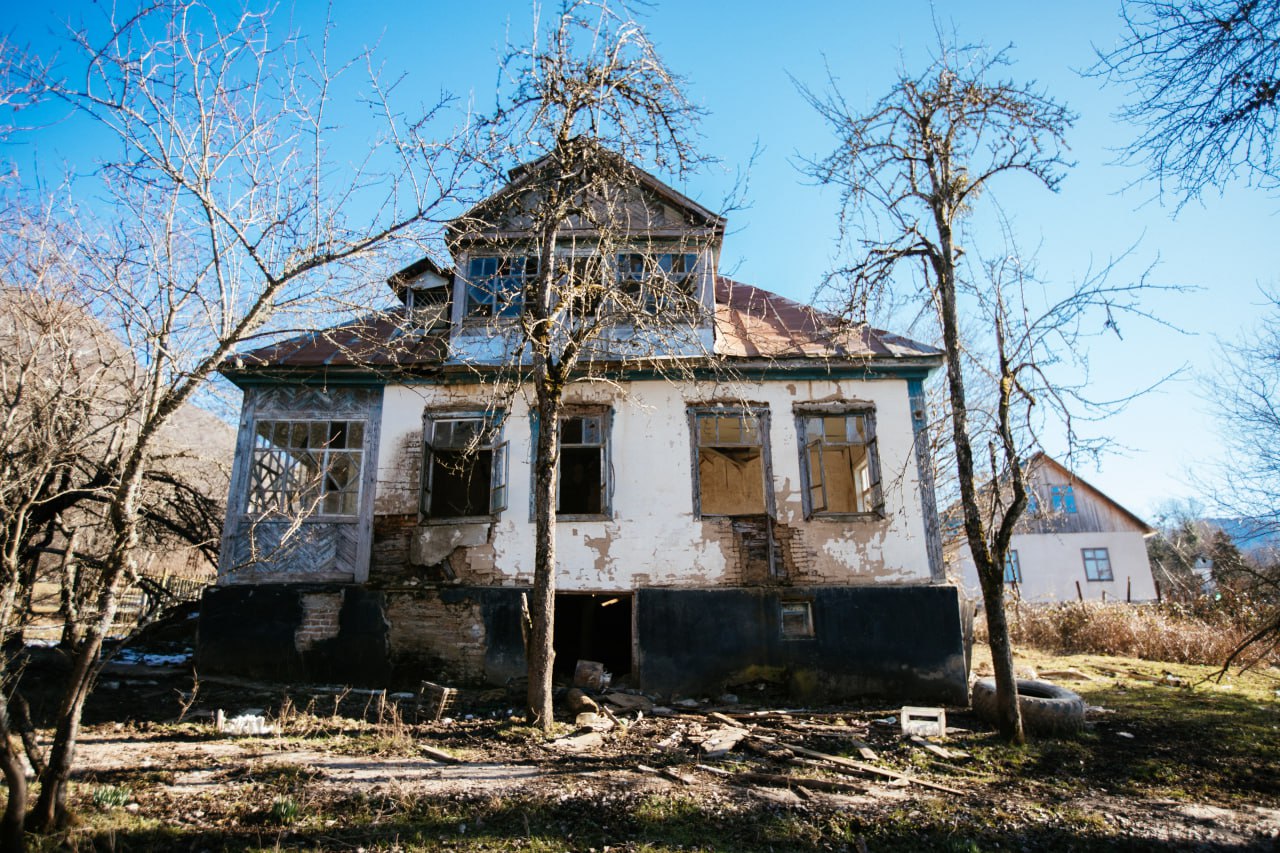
[0,690,27,853]
[933,221,1025,745]
[977,563,1024,743]
[28,590,115,831]
[527,392,562,731]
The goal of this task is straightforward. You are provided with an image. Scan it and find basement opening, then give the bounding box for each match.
[553,592,633,683]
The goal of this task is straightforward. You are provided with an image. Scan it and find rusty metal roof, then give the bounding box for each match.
[226,278,939,375]
[713,277,941,360]
[228,308,448,371]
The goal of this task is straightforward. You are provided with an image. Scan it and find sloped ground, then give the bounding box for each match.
[17,641,1280,851]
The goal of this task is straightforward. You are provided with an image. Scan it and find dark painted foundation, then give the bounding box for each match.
[198,583,969,703]
[636,585,970,704]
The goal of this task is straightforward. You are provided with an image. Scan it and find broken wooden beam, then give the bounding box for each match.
[771,739,964,796]
[694,763,867,795]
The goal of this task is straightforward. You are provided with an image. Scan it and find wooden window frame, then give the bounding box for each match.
[246,418,365,520]
[1082,547,1113,582]
[779,600,815,640]
[793,405,884,521]
[553,407,613,521]
[421,410,509,522]
[1004,549,1023,584]
[687,405,774,518]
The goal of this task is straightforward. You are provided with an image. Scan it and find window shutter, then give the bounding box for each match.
[490,438,510,514]
[806,437,828,514]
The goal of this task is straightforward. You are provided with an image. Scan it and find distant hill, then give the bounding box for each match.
[1205,517,1280,553]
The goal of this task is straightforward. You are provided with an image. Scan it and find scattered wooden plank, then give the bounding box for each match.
[694,763,867,795]
[700,725,749,759]
[909,735,971,761]
[637,764,696,785]
[420,744,462,764]
[773,740,964,796]
[708,711,744,728]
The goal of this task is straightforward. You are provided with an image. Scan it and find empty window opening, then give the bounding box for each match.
[553,593,632,681]
[1051,485,1078,513]
[1004,550,1022,584]
[558,413,608,516]
[249,419,364,517]
[798,411,881,516]
[694,410,767,516]
[1082,547,1113,582]
[422,414,508,518]
[780,600,815,639]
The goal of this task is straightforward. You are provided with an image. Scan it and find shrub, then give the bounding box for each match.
[983,598,1279,668]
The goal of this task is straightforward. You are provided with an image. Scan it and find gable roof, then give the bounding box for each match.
[451,139,726,242]
[1027,452,1156,535]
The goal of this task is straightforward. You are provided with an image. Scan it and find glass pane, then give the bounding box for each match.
[580,416,601,444]
[348,421,364,449]
[561,417,583,445]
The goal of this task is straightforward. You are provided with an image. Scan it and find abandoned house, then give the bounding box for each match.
[197,151,970,703]
[949,452,1158,604]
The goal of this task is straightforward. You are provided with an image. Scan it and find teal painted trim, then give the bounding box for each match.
[224,357,942,389]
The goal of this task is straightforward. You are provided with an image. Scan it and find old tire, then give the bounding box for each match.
[971,677,1086,736]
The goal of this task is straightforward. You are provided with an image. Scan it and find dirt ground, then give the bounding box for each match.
[15,636,1280,852]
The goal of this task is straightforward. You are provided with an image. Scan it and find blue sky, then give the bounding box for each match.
[7,1,1277,519]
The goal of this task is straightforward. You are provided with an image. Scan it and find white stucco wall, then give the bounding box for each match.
[375,375,935,591]
[953,530,1157,604]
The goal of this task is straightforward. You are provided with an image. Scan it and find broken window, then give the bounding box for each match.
[691,409,769,516]
[422,413,508,519]
[617,252,698,313]
[248,419,364,517]
[796,410,882,517]
[1082,547,1113,581]
[1004,550,1022,584]
[466,256,539,318]
[1051,484,1078,513]
[779,601,815,639]
[558,412,610,517]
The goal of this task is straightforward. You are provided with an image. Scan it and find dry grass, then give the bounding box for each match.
[985,598,1279,668]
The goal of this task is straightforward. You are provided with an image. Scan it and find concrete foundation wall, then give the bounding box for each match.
[197,582,967,704]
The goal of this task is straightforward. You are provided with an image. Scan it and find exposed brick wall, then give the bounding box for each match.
[294,591,343,652]
[385,591,487,683]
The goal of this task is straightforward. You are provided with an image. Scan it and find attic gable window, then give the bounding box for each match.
[466,256,539,318]
[617,252,697,312]
[1051,485,1078,513]
[248,419,364,517]
[421,413,508,519]
[795,409,882,518]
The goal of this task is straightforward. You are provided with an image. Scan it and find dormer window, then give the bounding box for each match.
[617,252,697,312]
[466,256,539,318]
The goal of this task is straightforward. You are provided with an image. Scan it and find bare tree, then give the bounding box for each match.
[796,43,1171,743]
[0,0,474,835]
[456,0,712,729]
[1095,0,1280,201]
